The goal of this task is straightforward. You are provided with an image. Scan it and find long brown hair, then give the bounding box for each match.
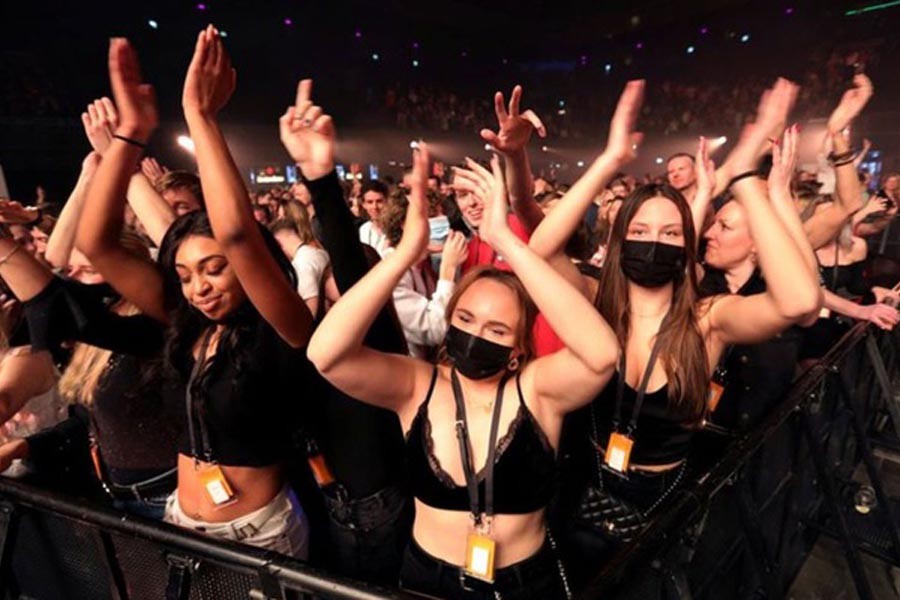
[596,184,709,418]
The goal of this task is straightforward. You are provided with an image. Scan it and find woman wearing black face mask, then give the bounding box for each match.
[527,79,822,587]
[308,144,619,599]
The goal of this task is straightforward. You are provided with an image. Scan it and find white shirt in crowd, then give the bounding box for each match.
[383,247,455,359]
[359,221,391,257]
[291,245,330,301]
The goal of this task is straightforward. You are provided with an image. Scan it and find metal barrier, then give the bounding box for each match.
[583,322,900,600]
[1,323,898,599]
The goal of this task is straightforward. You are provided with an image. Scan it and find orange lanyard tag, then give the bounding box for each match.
[464,532,496,583]
[708,381,725,412]
[605,432,634,473]
[196,464,237,507]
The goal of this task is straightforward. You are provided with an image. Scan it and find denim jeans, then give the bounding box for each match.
[322,484,413,585]
[113,493,168,521]
[399,536,570,600]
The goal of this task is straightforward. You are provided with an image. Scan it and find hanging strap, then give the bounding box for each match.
[451,368,510,525]
[186,329,215,465]
[612,337,665,436]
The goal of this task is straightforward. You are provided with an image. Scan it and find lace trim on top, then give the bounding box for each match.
[416,399,552,489]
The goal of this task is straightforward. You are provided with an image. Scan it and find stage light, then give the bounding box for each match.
[354,29,362,39]
[635,42,643,50]
[284,18,293,26]
[148,20,158,29]
[177,135,195,154]
[604,63,612,74]
[220,30,228,38]
[412,59,419,67]
[577,160,585,167]
[541,145,549,152]
[409,140,420,149]
[371,53,379,61]
[740,34,750,43]
[196,3,206,10]
[686,46,695,54]
[785,7,795,15]
[558,100,565,107]
[655,157,664,165]
[709,136,728,151]
[484,143,494,152]
[700,26,709,34]
[557,109,566,115]
[412,42,419,49]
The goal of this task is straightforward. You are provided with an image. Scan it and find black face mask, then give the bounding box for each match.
[444,325,514,380]
[621,240,686,288]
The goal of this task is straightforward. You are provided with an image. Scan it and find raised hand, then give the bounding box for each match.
[827,74,874,136]
[601,80,645,166]
[695,136,716,198]
[396,143,431,261]
[479,85,546,155]
[141,157,169,184]
[439,231,469,279]
[183,25,237,118]
[454,156,509,246]
[0,200,39,225]
[279,79,336,180]
[725,78,798,176]
[81,98,119,155]
[108,38,157,142]
[769,124,799,197]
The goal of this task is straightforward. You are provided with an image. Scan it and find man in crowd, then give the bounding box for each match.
[666,152,698,202]
[357,180,390,255]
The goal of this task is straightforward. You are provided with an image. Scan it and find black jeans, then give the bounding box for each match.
[322,483,413,585]
[399,536,570,600]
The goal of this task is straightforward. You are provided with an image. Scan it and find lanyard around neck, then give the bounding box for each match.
[450,368,510,525]
[613,336,665,436]
[186,328,215,465]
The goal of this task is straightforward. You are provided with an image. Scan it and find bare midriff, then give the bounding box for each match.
[175,453,283,522]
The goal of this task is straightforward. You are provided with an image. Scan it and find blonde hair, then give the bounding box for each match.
[58,230,151,405]
[58,301,141,405]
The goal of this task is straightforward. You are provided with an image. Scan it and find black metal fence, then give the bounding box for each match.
[583,323,900,600]
[2,323,898,599]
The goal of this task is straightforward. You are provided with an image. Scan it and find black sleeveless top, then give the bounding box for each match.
[406,368,556,514]
[589,372,696,465]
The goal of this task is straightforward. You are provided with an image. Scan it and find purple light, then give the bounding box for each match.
[700,26,709,34]
[196,2,206,10]
[785,7,794,14]
[284,17,293,26]
[354,29,362,39]
[412,42,419,49]
[461,51,468,58]
[635,42,643,50]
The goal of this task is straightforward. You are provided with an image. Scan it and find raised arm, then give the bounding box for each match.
[307,145,435,421]
[182,26,312,347]
[75,39,167,323]
[479,85,546,233]
[279,78,408,353]
[528,81,644,261]
[691,136,716,244]
[0,349,57,428]
[463,156,618,420]
[707,79,822,345]
[0,234,53,301]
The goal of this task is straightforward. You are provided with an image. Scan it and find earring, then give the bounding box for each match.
[507,356,521,372]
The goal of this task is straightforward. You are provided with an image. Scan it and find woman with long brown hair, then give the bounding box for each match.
[528,79,822,586]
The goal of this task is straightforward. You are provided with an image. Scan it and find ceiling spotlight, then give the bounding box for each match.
[655,157,664,165]
[740,34,750,43]
[371,53,380,61]
[409,140,420,149]
[541,145,549,152]
[577,160,585,167]
[686,46,695,54]
[148,20,158,29]
[484,143,494,152]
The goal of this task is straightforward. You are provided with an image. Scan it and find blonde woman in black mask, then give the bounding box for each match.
[528,79,822,585]
[307,144,618,599]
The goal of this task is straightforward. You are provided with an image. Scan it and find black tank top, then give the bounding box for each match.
[406,367,556,514]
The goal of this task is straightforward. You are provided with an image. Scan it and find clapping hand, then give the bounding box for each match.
[183,25,237,119]
[81,98,119,155]
[108,38,157,142]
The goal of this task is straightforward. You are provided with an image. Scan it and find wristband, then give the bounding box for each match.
[112,134,148,149]
[833,157,856,168]
[727,170,760,189]
[827,149,855,165]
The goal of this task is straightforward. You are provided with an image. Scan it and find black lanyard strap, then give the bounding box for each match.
[613,336,665,436]
[450,368,510,524]
[186,328,215,464]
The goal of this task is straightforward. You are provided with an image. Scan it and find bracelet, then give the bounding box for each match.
[112,134,148,149]
[833,157,856,168]
[727,170,760,189]
[827,149,855,164]
[0,244,21,268]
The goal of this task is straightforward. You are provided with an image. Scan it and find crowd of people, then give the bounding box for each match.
[0,25,898,599]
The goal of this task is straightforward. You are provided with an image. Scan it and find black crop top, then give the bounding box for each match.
[406,368,556,514]
[176,318,309,467]
[589,372,696,466]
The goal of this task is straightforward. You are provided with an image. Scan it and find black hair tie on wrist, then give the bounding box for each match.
[112,134,148,149]
[727,170,760,189]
